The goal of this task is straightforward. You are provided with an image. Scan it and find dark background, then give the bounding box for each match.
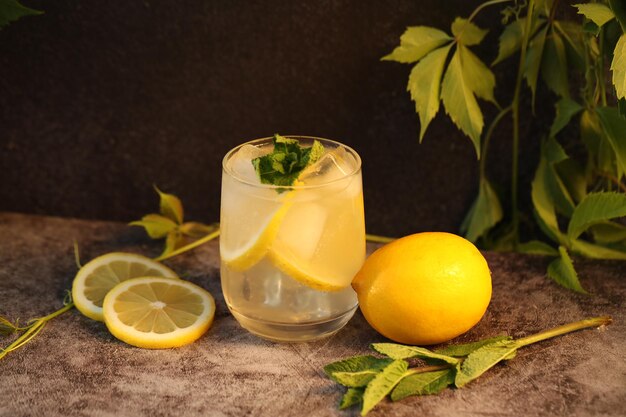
[0,0,551,237]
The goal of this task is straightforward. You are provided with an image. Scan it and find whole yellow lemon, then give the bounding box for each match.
[352,232,492,345]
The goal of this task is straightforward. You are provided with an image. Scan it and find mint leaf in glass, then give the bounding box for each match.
[252,134,325,186]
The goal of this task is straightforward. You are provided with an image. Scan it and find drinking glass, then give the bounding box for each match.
[220,136,365,341]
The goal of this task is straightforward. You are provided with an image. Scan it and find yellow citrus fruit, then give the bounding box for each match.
[72,252,179,321]
[352,232,492,345]
[102,277,215,349]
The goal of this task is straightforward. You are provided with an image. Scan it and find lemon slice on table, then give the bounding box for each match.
[103,277,215,349]
[72,252,179,321]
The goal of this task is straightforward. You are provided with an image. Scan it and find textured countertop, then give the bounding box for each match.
[1,212,625,417]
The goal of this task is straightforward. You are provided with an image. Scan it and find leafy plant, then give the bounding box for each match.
[324,316,612,415]
[129,186,219,260]
[384,0,626,292]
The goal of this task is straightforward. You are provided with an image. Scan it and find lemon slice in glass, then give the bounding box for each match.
[72,252,179,321]
[268,193,366,292]
[220,193,294,271]
[102,277,215,349]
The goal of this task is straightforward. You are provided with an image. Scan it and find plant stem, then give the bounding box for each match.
[510,0,536,250]
[154,229,221,262]
[404,364,452,376]
[515,316,612,348]
[595,170,626,193]
[467,0,513,23]
[598,28,607,107]
[366,234,395,244]
[480,105,513,178]
[0,301,75,360]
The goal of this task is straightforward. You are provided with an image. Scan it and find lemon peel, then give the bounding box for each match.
[72,252,179,322]
[102,277,215,349]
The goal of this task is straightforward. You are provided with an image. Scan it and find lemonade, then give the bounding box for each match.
[220,136,365,341]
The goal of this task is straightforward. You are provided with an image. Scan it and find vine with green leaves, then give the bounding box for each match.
[383,0,626,292]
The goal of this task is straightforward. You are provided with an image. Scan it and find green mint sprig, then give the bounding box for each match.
[252,134,325,187]
[324,316,612,416]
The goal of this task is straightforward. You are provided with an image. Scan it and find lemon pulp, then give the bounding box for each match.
[103,277,215,349]
[72,252,179,321]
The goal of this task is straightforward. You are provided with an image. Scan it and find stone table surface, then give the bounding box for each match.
[0,212,625,417]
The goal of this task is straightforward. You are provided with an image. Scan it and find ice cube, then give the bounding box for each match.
[227,144,267,184]
[277,202,327,260]
[299,147,357,186]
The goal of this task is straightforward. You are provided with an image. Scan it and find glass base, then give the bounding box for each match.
[228,304,358,342]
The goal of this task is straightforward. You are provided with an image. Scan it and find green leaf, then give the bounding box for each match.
[554,20,585,65]
[390,369,455,401]
[434,335,512,357]
[160,230,184,258]
[460,177,503,242]
[532,158,561,243]
[580,110,610,170]
[339,387,364,410]
[596,106,626,178]
[459,45,497,105]
[372,343,459,365]
[574,3,615,27]
[493,18,526,66]
[531,138,569,244]
[324,355,394,386]
[541,30,569,98]
[619,98,626,118]
[535,0,553,17]
[584,20,602,36]
[547,246,587,293]
[524,26,549,108]
[567,192,626,241]
[451,17,488,46]
[611,34,626,100]
[129,214,178,239]
[610,0,626,33]
[179,221,219,239]
[408,44,453,141]
[331,371,381,388]
[536,136,576,218]
[555,158,587,204]
[252,134,325,187]
[0,315,20,335]
[154,186,184,225]
[571,237,626,260]
[382,26,452,63]
[517,240,560,256]
[590,221,626,244]
[441,48,484,158]
[361,360,408,416]
[455,341,518,387]
[0,0,42,29]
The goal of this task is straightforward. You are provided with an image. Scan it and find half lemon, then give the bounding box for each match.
[72,252,179,321]
[102,277,215,349]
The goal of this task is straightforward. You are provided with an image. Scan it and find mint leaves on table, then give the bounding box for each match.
[324,316,612,416]
[252,134,325,186]
[130,186,219,260]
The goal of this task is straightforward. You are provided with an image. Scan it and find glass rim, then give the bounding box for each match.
[222,135,362,189]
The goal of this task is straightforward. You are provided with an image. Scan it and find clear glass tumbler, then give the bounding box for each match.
[220,135,365,341]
